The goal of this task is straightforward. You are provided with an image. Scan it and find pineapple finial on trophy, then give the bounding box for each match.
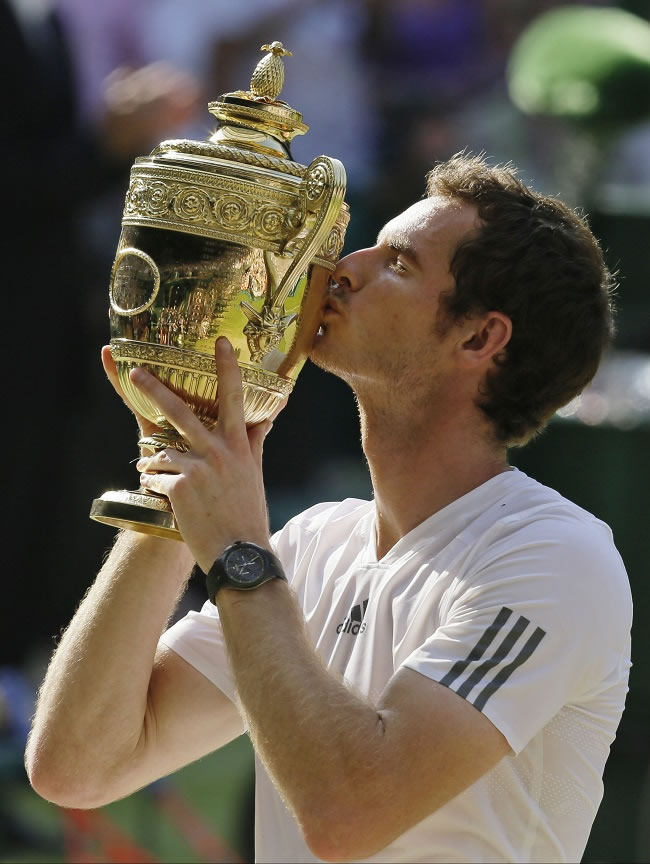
[250,41,293,100]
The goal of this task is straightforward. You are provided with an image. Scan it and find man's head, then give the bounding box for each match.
[427,153,616,446]
[313,154,615,447]
[312,196,484,409]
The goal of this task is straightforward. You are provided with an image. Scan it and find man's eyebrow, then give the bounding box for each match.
[376,229,421,269]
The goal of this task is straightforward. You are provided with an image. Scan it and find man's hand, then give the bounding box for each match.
[132,337,275,571]
[101,345,162,443]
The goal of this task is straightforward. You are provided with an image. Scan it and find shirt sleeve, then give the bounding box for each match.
[159,600,245,735]
[401,514,631,755]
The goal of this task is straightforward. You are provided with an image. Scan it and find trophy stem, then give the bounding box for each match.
[90,488,182,541]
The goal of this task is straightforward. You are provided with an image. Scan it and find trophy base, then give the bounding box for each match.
[90,489,182,541]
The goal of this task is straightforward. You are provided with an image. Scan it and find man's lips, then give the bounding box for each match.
[322,294,343,317]
[316,296,341,338]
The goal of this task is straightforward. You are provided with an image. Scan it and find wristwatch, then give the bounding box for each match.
[194,541,287,603]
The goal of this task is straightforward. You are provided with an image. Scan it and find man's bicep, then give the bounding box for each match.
[132,644,244,789]
[377,667,511,822]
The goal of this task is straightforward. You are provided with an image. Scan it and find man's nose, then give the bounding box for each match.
[332,247,374,293]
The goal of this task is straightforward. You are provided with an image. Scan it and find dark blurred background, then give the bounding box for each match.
[2,0,648,861]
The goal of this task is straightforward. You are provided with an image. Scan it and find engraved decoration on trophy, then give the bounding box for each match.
[90,42,349,540]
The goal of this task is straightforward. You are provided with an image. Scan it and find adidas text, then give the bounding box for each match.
[336,599,369,636]
[336,618,367,635]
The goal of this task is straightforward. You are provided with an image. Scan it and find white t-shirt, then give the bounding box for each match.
[160,468,632,863]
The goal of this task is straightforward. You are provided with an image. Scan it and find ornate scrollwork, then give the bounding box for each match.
[173,187,212,221]
[305,164,329,203]
[313,205,350,268]
[322,226,343,259]
[215,194,252,229]
[123,164,302,248]
[145,181,172,215]
[254,206,285,238]
[110,340,294,397]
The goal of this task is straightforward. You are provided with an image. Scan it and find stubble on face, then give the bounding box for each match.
[310,197,478,401]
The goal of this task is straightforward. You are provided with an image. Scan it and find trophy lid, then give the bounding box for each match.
[207,41,308,159]
[129,39,348,260]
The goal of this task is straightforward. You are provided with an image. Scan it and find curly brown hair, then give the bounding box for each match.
[427,154,616,447]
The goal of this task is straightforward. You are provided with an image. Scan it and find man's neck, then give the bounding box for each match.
[358,398,510,560]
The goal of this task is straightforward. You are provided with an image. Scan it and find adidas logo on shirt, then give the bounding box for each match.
[337,599,369,635]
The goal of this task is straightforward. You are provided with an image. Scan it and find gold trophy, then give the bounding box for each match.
[90,42,349,540]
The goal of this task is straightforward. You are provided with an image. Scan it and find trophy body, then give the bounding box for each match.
[90,43,349,540]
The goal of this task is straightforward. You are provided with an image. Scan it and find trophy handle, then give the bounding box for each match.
[238,156,346,364]
[270,156,347,311]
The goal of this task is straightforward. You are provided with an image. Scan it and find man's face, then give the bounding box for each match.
[311,196,479,398]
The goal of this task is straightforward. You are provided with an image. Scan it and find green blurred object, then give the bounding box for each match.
[507,5,650,130]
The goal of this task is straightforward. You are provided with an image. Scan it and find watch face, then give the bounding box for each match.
[224,547,266,585]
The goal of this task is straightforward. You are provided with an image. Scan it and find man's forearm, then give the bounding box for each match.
[26,530,192,805]
[216,580,387,857]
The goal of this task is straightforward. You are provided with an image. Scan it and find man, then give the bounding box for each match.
[26,155,631,863]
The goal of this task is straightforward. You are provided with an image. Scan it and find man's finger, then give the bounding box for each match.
[139,470,175,498]
[136,448,186,475]
[248,420,273,463]
[129,367,208,449]
[214,338,247,440]
[101,345,120,392]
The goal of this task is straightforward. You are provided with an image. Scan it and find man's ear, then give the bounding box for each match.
[457,312,512,369]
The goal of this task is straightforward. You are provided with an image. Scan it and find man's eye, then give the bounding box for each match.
[388,259,407,274]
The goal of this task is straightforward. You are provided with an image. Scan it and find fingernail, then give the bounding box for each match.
[136,459,145,470]
[264,421,274,438]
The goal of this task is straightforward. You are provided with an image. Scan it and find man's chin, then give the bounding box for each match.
[309,325,327,357]
[310,345,354,385]
[309,331,340,374]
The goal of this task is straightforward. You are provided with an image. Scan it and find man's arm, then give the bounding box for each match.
[25,530,242,809]
[216,580,510,862]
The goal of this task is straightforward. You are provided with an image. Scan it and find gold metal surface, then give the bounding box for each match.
[91,41,349,540]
